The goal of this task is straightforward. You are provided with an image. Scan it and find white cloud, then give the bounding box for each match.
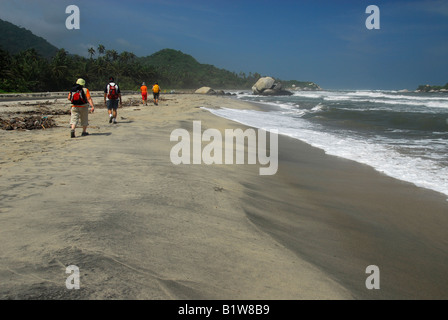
[116,38,140,51]
[0,0,75,44]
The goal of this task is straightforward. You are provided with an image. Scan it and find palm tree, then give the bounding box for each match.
[50,49,69,82]
[88,47,96,59]
[13,49,47,90]
[128,52,136,63]
[111,50,119,61]
[97,44,105,57]
[105,50,119,62]
[119,51,130,64]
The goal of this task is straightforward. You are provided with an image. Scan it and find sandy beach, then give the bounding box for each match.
[1,92,447,300]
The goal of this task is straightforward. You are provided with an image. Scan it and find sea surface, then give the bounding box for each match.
[206,90,448,199]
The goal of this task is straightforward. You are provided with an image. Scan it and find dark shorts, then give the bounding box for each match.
[153,92,160,99]
[106,99,119,110]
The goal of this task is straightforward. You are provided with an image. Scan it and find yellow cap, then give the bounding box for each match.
[76,78,86,86]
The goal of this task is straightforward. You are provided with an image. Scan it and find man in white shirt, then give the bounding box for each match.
[104,76,122,124]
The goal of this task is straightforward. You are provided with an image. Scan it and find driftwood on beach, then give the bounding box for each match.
[0,115,57,130]
[0,104,67,130]
[0,95,166,131]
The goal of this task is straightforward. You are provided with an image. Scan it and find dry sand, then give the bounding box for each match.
[0,92,447,300]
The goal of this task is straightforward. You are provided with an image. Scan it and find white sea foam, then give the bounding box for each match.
[292,92,324,99]
[311,103,326,112]
[205,107,448,199]
[318,91,448,109]
[243,90,448,110]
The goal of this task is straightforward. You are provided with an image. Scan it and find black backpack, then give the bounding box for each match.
[69,84,87,105]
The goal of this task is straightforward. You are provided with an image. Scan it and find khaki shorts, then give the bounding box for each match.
[70,106,89,127]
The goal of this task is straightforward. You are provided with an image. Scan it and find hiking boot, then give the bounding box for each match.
[81,132,89,136]
[71,130,75,138]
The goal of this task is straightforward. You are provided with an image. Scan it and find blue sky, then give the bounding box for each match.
[1,0,447,90]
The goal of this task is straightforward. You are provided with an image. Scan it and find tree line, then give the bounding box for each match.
[416,83,448,92]
[0,45,266,93]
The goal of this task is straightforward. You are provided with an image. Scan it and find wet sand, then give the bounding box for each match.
[0,93,447,299]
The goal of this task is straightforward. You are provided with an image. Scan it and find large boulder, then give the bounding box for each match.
[252,77,275,94]
[252,77,292,96]
[261,89,278,96]
[195,87,216,95]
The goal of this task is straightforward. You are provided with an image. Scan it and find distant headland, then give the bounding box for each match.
[415,83,448,93]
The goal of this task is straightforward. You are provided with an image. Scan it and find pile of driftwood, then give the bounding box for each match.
[0,115,57,130]
[17,109,70,116]
[122,98,142,107]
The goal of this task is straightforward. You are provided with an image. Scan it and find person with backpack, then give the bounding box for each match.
[104,76,122,124]
[152,81,160,106]
[68,78,95,138]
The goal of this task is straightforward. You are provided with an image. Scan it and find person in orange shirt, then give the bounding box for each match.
[68,78,95,138]
[140,82,148,105]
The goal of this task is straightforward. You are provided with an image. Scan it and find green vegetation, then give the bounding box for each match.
[139,49,263,89]
[0,19,58,59]
[0,19,319,93]
[0,46,267,92]
[417,83,448,92]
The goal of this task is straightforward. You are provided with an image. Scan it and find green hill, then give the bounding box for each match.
[0,18,58,59]
[0,20,320,92]
[138,49,254,89]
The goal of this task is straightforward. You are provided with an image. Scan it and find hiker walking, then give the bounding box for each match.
[140,82,148,105]
[104,76,122,124]
[152,81,160,106]
[68,78,95,138]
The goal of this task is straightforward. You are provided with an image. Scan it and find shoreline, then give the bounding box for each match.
[206,96,448,299]
[1,93,448,299]
[247,133,448,299]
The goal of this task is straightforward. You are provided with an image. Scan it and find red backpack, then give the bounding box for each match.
[107,83,119,99]
[70,84,87,105]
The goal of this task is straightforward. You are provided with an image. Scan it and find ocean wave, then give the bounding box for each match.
[204,107,448,198]
[248,90,448,110]
[319,96,448,109]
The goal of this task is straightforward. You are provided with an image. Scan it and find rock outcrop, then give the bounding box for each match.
[195,87,216,95]
[194,87,232,96]
[252,77,292,96]
[288,83,322,91]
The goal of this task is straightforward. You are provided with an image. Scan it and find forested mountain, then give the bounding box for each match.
[0,19,319,93]
[138,49,261,89]
[0,19,58,59]
[0,46,264,92]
